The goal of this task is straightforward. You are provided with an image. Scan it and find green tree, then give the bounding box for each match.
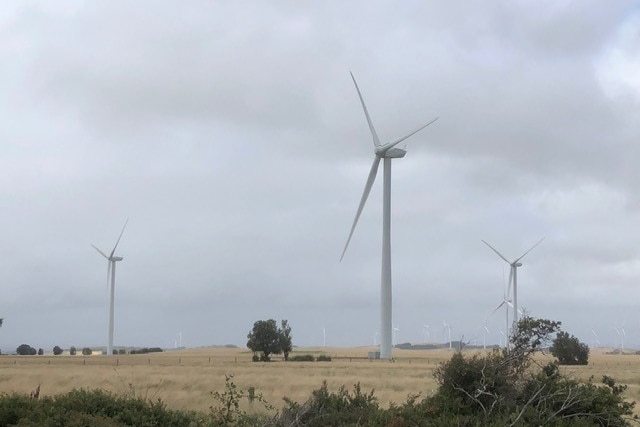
[82,347,92,356]
[279,319,293,361]
[551,331,589,365]
[16,344,37,355]
[247,319,282,361]
[69,346,77,355]
[37,348,44,355]
[52,346,63,355]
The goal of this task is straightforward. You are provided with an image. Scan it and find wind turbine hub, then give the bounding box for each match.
[380,147,407,158]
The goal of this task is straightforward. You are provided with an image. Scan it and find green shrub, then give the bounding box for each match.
[82,347,93,356]
[0,389,200,426]
[316,354,332,362]
[288,354,314,362]
[130,347,163,355]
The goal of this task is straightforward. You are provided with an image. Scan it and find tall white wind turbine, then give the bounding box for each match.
[340,72,438,359]
[92,220,128,356]
[482,237,544,329]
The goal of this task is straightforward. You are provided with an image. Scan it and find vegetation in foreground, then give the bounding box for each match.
[0,316,636,426]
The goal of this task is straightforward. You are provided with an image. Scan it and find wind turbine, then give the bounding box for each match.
[481,324,489,350]
[340,72,438,360]
[393,327,399,347]
[490,278,513,338]
[423,324,430,343]
[92,220,128,356]
[442,321,452,350]
[614,326,625,352]
[591,329,601,348]
[482,237,544,329]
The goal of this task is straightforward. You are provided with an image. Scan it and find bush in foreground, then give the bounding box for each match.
[0,389,198,427]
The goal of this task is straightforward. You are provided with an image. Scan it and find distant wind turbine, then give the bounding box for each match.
[322,327,326,347]
[442,321,452,350]
[614,325,626,351]
[92,220,128,356]
[393,327,400,347]
[423,324,430,343]
[482,237,544,328]
[340,72,438,360]
[482,324,489,350]
[591,329,601,348]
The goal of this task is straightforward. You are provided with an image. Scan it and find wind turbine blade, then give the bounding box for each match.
[378,117,439,152]
[340,156,381,261]
[491,300,506,315]
[514,236,545,263]
[92,244,109,259]
[482,240,510,264]
[350,72,381,148]
[110,219,129,258]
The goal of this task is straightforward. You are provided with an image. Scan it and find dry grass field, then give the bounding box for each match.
[1,346,639,417]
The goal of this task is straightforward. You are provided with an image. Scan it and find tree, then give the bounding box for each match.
[551,331,589,365]
[16,344,37,355]
[37,348,44,355]
[69,346,77,355]
[53,346,63,356]
[82,347,92,356]
[279,320,293,361]
[247,319,293,361]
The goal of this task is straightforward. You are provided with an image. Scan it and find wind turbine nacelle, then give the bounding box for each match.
[382,147,407,158]
[112,256,124,261]
[515,262,523,267]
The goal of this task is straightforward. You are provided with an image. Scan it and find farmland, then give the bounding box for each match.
[1,346,639,416]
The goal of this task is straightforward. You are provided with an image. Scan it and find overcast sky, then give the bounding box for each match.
[1,1,640,352]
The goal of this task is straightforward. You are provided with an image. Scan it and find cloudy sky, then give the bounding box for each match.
[1,1,640,352]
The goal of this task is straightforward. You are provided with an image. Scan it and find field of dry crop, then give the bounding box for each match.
[1,346,639,416]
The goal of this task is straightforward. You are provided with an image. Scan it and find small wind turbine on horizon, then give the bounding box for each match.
[482,237,544,330]
[482,324,489,350]
[92,220,128,356]
[423,324,430,343]
[340,72,438,360]
[614,325,626,351]
[591,329,601,348]
[442,321,452,350]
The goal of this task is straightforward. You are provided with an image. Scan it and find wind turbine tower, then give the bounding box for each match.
[92,220,128,356]
[340,72,438,359]
[482,237,544,329]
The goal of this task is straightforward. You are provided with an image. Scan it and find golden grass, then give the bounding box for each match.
[0,346,639,416]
